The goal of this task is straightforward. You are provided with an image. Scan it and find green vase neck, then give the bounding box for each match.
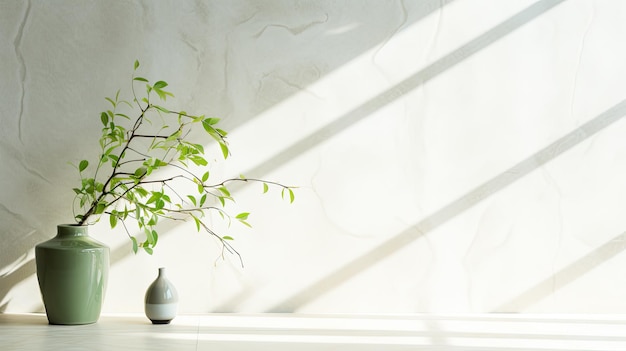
[57,224,89,238]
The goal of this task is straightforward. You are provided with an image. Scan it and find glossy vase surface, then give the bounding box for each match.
[145,267,179,324]
[35,224,109,325]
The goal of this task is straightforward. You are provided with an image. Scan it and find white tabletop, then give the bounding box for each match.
[2,313,626,350]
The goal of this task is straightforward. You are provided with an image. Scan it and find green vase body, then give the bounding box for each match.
[35,224,109,325]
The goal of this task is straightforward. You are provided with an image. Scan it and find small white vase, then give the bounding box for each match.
[144,267,179,324]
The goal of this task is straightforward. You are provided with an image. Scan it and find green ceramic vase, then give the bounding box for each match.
[35,224,109,325]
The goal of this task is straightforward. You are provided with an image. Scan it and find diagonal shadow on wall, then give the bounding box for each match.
[494,229,626,312]
[240,0,568,179]
[218,0,459,132]
[211,0,571,311]
[267,99,626,312]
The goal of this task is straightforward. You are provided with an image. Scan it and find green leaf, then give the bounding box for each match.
[166,130,182,142]
[204,117,220,125]
[134,60,140,70]
[147,215,157,226]
[115,113,130,120]
[105,97,116,107]
[109,213,118,228]
[134,77,148,82]
[218,187,230,197]
[153,86,173,101]
[135,187,149,197]
[134,167,147,178]
[222,236,234,241]
[160,194,169,204]
[95,202,107,215]
[131,236,138,253]
[102,146,115,156]
[100,112,108,126]
[192,215,201,232]
[155,199,165,210]
[190,155,208,166]
[153,81,168,89]
[152,104,169,113]
[219,142,229,159]
[146,229,156,245]
[108,154,119,167]
[201,171,209,183]
[187,195,197,206]
[154,158,168,167]
[193,143,205,154]
[144,247,154,255]
[288,188,295,203]
[236,212,250,220]
[263,183,269,194]
[202,119,219,133]
[79,160,89,172]
[146,192,160,204]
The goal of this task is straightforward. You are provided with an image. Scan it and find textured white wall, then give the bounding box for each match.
[2,0,626,314]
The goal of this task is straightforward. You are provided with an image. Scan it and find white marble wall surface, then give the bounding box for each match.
[2,0,626,314]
